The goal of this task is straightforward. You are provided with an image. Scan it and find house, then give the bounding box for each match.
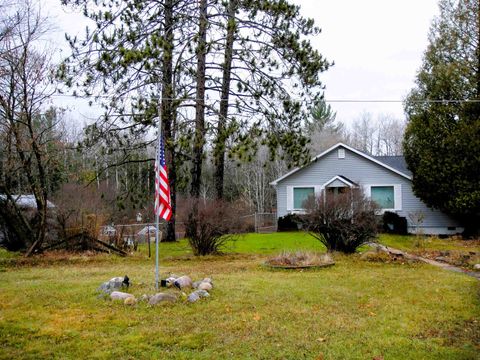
[0,194,56,209]
[270,143,463,235]
[0,194,56,247]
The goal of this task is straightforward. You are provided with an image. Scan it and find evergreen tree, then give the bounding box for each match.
[59,0,330,237]
[403,0,480,234]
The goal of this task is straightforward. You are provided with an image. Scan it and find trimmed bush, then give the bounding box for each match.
[382,211,408,235]
[302,189,378,253]
[277,214,302,231]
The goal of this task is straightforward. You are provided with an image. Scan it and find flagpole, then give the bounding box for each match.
[155,211,160,290]
[155,103,162,291]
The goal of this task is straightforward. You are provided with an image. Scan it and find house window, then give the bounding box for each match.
[371,186,395,209]
[293,187,314,209]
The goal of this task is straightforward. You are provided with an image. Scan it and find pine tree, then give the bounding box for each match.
[404,0,480,235]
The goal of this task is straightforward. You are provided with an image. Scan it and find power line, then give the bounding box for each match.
[51,93,480,104]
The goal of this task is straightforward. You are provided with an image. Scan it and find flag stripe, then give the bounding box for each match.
[154,134,172,221]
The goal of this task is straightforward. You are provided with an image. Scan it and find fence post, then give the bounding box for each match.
[254,212,258,233]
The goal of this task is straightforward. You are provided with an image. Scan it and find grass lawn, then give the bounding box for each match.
[378,234,480,253]
[0,233,479,359]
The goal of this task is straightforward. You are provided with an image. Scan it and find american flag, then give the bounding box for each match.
[154,134,172,221]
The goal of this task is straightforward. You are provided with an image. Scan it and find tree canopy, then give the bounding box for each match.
[59,0,331,239]
[403,0,480,232]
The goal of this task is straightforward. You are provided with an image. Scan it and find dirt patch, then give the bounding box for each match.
[416,250,480,271]
[415,318,480,349]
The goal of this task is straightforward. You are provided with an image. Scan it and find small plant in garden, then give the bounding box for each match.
[265,250,334,267]
[184,200,245,256]
[409,211,425,248]
[302,189,378,253]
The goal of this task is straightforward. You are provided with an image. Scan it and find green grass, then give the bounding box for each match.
[378,233,480,253]
[0,233,479,359]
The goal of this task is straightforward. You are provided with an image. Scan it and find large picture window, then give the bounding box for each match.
[371,186,395,209]
[293,187,314,209]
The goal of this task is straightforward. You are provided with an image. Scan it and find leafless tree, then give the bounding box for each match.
[0,0,57,255]
[349,112,405,155]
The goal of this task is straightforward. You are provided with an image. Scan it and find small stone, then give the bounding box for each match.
[187,292,200,303]
[202,277,213,284]
[473,264,480,270]
[174,275,193,289]
[124,296,137,306]
[192,281,202,289]
[139,294,151,302]
[110,291,134,301]
[198,282,213,291]
[148,293,177,305]
[194,289,210,298]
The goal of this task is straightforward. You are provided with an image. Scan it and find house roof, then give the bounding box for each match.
[0,194,56,209]
[270,142,412,186]
[373,156,411,177]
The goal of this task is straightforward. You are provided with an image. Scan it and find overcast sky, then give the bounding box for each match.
[298,0,439,124]
[45,0,440,127]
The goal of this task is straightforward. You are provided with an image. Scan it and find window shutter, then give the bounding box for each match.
[286,186,293,211]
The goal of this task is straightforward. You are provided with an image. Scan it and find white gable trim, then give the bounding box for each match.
[270,143,412,186]
[322,175,356,188]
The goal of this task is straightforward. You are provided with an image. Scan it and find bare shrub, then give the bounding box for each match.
[302,189,378,253]
[183,199,245,256]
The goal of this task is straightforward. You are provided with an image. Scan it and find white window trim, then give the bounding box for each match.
[364,184,402,212]
[287,185,322,211]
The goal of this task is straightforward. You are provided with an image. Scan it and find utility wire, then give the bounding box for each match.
[51,93,480,103]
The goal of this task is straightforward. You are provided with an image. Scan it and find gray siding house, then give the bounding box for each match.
[270,143,463,235]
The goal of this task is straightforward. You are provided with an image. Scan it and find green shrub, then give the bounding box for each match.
[277,214,302,231]
[382,211,408,235]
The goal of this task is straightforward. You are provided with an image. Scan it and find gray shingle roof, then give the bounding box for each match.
[373,156,411,177]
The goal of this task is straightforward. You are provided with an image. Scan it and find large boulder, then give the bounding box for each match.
[98,276,130,294]
[198,282,213,291]
[148,293,177,305]
[174,276,193,289]
[187,292,200,303]
[110,291,135,301]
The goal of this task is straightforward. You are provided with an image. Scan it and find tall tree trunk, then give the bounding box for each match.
[190,0,208,203]
[477,2,480,98]
[213,0,237,199]
[24,113,48,257]
[162,0,176,242]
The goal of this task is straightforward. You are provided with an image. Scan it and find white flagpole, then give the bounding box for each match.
[155,211,160,290]
[155,103,162,291]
